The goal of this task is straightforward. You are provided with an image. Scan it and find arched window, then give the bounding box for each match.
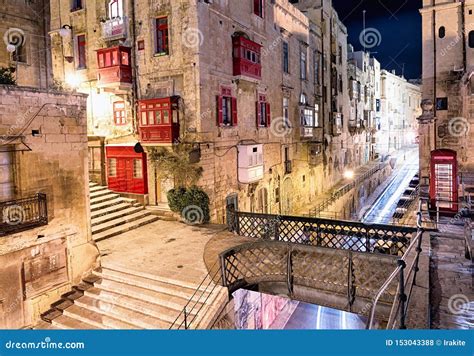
[109,0,123,19]
[438,26,446,39]
[469,31,474,48]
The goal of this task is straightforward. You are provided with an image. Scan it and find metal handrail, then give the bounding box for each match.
[309,162,387,217]
[168,259,222,329]
[0,193,48,236]
[464,220,473,261]
[366,202,424,329]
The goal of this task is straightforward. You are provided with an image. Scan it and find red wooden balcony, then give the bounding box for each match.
[232,36,262,80]
[96,46,132,89]
[138,97,180,144]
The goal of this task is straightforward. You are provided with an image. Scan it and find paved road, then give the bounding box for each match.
[283,302,367,330]
[362,151,419,224]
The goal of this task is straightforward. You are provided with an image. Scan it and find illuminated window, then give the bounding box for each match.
[108,158,117,177]
[133,159,143,179]
[113,101,126,125]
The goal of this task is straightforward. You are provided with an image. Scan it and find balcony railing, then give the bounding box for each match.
[101,16,129,41]
[0,194,48,236]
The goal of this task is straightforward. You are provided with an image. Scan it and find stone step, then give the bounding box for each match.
[90,193,121,206]
[93,268,207,301]
[101,262,211,292]
[93,278,203,313]
[91,202,136,219]
[52,314,102,330]
[74,295,170,329]
[91,206,145,227]
[84,287,188,325]
[91,210,152,235]
[90,197,136,213]
[89,182,99,187]
[35,320,61,330]
[90,185,107,193]
[92,215,160,241]
[90,189,115,199]
[63,304,139,329]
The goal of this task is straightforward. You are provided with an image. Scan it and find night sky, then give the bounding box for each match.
[332,0,422,79]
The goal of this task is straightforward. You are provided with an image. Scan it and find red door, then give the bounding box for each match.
[106,146,148,195]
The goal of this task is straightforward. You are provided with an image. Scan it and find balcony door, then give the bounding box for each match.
[0,150,14,201]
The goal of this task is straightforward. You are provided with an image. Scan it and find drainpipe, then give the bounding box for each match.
[432,6,437,150]
[461,0,467,72]
[130,0,140,135]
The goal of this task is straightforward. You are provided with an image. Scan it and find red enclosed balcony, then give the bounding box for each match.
[96,46,132,89]
[232,36,262,81]
[138,97,180,144]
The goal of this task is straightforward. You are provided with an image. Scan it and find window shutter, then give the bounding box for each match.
[217,96,223,126]
[256,101,261,127]
[231,97,238,126]
[266,103,271,127]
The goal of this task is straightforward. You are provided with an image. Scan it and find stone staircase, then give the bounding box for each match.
[36,264,228,330]
[89,182,159,242]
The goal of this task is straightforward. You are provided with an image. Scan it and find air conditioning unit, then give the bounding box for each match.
[238,144,264,184]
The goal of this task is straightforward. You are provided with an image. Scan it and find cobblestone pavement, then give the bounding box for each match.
[430,221,474,329]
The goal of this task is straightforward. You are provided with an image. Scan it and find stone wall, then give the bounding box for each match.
[0,0,51,88]
[0,85,99,329]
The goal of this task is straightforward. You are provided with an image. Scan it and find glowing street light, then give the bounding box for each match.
[65,72,81,88]
[343,170,355,180]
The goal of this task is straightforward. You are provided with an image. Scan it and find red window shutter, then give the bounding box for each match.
[253,0,259,15]
[231,97,238,126]
[256,101,261,127]
[217,96,223,126]
[266,102,271,126]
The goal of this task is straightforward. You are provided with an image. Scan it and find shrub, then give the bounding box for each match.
[0,67,16,85]
[167,186,210,224]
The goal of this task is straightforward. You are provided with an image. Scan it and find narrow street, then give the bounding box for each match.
[362,149,419,224]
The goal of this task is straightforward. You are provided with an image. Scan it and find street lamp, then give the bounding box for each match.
[344,170,355,180]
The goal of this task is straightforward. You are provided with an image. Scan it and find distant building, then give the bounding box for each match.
[50,0,376,222]
[377,70,421,156]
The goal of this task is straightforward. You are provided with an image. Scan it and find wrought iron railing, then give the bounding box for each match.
[219,240,399,321]
[309,161,388,217]
[0,194,48,236]
[168,260,223,330]
[366,203,424,329]
[228,210,417,256]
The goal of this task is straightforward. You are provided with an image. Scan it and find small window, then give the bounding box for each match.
[155,17,169,55]
[300,49,307,80]
[436,97,448,111]
[108,158,117,177]
[469,31,474,48]
[438,26,446,39]
[217,94,237,127]
[113,101,126,125]
[283,41,289,73]
[133,159,143,179]
[256,95,270,127]
[71,0,83,11]
[76,34,87,69]
[300,93,307,105]
[301,108,314,127]
[253,0,265,18]
[12,42,26,63]
[283,97,290,127]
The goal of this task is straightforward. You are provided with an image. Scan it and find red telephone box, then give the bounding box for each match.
[106,146,148,195]
[430,149,458,214]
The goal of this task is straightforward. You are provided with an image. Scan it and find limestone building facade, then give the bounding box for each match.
[419,0,474,213]
[377,70,421,156]
[49,0,376,223]
[0,0,51,88]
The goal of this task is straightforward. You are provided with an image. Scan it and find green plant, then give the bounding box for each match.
[0,67,16,85]
[150,144,203,189]
[167,186,210,224]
